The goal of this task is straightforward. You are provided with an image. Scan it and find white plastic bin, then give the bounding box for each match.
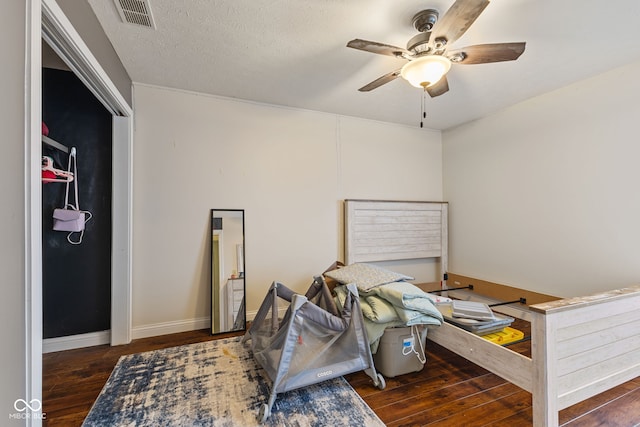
[373,325,427,378]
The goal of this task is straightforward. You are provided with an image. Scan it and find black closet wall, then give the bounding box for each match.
[42,68,112,339]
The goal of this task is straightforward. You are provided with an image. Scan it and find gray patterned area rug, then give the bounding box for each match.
[82,336,385,426]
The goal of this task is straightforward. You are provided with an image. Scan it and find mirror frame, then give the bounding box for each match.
[210,209,246,335]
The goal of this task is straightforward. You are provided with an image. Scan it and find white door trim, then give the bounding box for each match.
[26,1,43,425]
[111,115,133,345]
[25,2,134,420]
[41,0,131,116]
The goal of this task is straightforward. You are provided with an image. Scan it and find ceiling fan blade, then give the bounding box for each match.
[358,69,402,92]
[429,0,490,49]
[426,75,449,97]
[447,42,526,64]
[347,39,410,58]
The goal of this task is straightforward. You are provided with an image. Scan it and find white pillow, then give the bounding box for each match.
[324,263,413,291]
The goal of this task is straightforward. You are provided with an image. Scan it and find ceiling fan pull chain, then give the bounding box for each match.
[420,88,427,128]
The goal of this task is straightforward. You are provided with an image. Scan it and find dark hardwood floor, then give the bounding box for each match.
[43,321,640,426]
[42,329,242,426]
[348,319,640,427]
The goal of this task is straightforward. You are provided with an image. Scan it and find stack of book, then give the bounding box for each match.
[437,300,513,335]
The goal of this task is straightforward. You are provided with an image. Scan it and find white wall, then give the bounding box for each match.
[443,60,640,297]
[1,1,28,423]
[132,83,442,332]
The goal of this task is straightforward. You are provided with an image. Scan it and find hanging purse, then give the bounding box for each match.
[53,147,92,244]
[53,208,86,232]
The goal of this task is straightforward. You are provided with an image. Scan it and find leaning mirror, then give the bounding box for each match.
[211,209,245,334]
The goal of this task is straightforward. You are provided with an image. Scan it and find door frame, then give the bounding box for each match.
[26,1,133,422]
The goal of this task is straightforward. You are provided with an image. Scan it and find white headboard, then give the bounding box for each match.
[344,200,448,270]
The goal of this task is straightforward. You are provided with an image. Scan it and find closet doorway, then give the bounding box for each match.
[27,0,132,413]
[41,63,113,348]
[38,0,133,354]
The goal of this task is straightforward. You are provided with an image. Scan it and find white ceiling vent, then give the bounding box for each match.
[114,0,156,29]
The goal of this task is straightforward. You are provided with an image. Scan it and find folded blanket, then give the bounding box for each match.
[361,281,444,326]
[363,294,398,323]
[333,285,399,323]
[334,281,444,351]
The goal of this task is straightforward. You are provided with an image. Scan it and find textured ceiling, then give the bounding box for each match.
[88,0,640,130]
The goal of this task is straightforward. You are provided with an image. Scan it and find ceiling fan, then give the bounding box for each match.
[347,0,526,97]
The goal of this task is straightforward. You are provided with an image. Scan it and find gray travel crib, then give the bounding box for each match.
[243,276,386,422]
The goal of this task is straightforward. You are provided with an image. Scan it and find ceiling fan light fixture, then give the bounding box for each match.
[400,55,452,88]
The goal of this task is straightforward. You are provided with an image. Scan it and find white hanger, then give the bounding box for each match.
[42,156,74,183]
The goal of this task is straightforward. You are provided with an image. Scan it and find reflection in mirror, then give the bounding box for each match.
[211,209,245,334]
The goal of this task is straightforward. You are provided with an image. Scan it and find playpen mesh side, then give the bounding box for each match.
[247,280,376,394]
[253,303,367,392]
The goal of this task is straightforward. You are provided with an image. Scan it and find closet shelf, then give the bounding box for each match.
[42,135,69,153]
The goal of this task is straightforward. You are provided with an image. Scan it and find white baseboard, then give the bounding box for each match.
[44,311,272,351]
[245,307,290,321]
[43,330,111,353]
[130,310,274,340]
[131,316,212,340]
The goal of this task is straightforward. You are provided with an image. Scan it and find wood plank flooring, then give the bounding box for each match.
[42,329,242,426]
[348,319,640,427]
[43,321,640,426]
